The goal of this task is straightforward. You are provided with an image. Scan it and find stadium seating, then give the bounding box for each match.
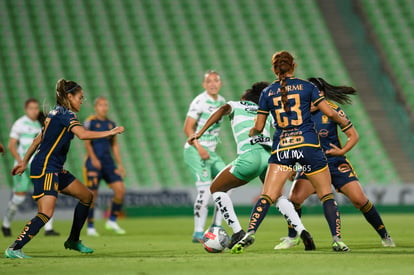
[0,0,401,188]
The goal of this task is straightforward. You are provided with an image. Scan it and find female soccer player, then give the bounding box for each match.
[4,79,124,258]
[84,96,126,236]
[188,82,315,251]
[2,99,59,237]
[183,70,226,242]
[232,51,350,253]
[274,77,395,249]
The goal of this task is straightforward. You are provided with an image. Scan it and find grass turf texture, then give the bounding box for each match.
[1,214,413,274]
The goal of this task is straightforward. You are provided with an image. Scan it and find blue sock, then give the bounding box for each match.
[109,198,123,222]
[88,206,95,228]
[247,195,273,233]
[68,201,91,241]
[360,201,388,238]
[10,213,50,250]
[321,193,341,238]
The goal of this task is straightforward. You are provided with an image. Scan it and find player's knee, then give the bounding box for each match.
[289,193,305,205]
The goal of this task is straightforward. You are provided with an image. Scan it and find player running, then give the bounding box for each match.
[2,99,59,237]
[274,77,395,249]
[232,51,350,253]
[188,82,315,251]
[5,79,124,258]
[83,96,126,236]
[183,70,226,243]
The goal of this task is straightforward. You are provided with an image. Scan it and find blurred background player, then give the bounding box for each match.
[274,77,395,249]
[232,51,350,253]
[5,79,124,258]
[2,98,59,237]
[84,96,126,236]
[188,81,315,250]
[183,70,226,242]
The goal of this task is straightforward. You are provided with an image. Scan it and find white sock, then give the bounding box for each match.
[211,206,222,226]
[194,185,211,232]
[212,191,242,234]
[2,194,25,228]
[276,195,306,235]
[44,217,54,231]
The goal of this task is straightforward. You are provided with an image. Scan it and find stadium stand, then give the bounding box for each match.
[0,0,401,189]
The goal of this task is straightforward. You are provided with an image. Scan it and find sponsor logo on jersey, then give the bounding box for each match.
[319,129,329,138]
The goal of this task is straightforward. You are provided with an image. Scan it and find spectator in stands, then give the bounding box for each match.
[274,77,395,249]
[2,99,59,237]
[83,96,127,236]
[183,70,226,243]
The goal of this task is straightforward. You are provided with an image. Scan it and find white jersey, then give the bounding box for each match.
[184,91,226,151]
[228,101,272,154]
[9,115,41,164]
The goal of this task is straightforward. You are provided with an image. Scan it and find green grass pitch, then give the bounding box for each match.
[1,213,413,274]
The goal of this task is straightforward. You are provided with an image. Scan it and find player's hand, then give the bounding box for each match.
[111,126,125,135]
[115,165,126,178]
[0,143,5,156]
[91,157,102,170]
[187,133,200,145]
[197,146,210,160]
[11,162,27,176]
[325,143,344,156]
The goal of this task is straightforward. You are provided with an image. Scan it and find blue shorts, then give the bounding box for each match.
[298,158,358,191]
[84,157,123,190]
[31,170,76,200]
[269,145,327,175]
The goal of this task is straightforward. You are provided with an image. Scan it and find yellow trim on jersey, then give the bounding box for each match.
[257,110,269,115]
[313,96,325,106]
[32,193,45,200]
[341,122,353,132]
[31,127,67,179]
[271,143,320,154]
[304,164,328,176]
[68,122,81,132]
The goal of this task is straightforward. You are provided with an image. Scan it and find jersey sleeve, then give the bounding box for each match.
[186,97,202,120]
[61,111,82,131]
[9,120,21,140]
[226,101,235,115]
[310,83,325,106]
[336,106,353,132]
[257,90,270,115]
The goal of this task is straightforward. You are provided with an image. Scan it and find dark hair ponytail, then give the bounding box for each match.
[308,77,357,105]
[55,78,82,109]
[272,51,295,112]
[241,81,270,104]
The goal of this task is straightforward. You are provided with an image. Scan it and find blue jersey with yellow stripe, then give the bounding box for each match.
[30,106,81,177]
[258,77,325,153]
[83,116,116,159]
[311,101,353,163]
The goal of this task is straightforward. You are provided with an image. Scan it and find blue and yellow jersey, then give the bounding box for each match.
[30,106,81,178]
[311,101,353,163]
[258,77,325,153]
[84,115,116,159]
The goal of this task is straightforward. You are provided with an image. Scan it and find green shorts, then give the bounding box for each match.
[13,169,32,192]
[183,146,226,187]
[229,148,270,182]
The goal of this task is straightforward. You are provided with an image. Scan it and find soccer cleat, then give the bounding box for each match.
[332,239,350,252]
[105,220,126,235]
[192,232,204,243]
[231,232,255,254]
[300,230,316,250]
[228,230,246,249]
[2,226,11,237]
[87,227,100,237]
[381,235,396,247]
[64,240,94,254]
[45,229,60,236]
[274,236,300,250]
[4,248,32,259]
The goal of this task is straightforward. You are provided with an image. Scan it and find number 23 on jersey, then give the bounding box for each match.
[273,94,303,127]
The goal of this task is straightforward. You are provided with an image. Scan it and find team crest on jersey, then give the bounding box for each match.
[96,123,100,128]
[322,115,329,124]
[109,123,113,129]
[338,163,351,173]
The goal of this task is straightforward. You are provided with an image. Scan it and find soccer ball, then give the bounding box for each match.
[202,226,230,253]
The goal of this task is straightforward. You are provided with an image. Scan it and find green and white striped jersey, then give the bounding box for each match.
[228,101,272,154]
[9,115,41,164]
[185,91,226,151]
